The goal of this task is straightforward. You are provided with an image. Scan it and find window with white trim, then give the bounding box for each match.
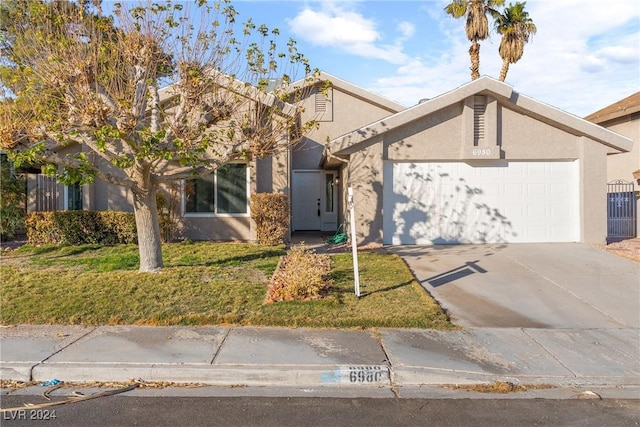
[184,163,248,215]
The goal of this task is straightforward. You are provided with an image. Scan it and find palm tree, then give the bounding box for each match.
[494,2,537,81]
[445,0,505,80]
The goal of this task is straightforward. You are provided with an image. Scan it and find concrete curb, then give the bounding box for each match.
[28,363,392,388]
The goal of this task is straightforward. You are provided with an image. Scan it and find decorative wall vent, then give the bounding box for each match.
[462,94,499,160]
[315,92,327,113]
[473,95,486,145]
[314,87,333,121]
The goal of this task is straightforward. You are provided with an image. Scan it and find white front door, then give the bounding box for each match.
[292,170,322,230]
[383,161,580,244]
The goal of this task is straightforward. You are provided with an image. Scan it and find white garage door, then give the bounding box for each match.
[383,161,579,244]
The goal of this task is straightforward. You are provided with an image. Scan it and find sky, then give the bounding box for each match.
[222,0,640,118]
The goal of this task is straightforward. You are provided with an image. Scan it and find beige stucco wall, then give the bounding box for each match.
[294,86,400,170]
[385,100,581,162]
[347,143,384,244]
[178,216,252,241]
[579,137,609,243]
[601,113,640,182]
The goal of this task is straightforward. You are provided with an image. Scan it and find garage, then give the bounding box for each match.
[383,161,580,244]
[322,77,633,246]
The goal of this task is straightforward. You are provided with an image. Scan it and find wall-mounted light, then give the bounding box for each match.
[334,177,339,186]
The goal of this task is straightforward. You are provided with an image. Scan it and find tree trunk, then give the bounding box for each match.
[133,186,164,273]
[469,41,481,80]
[499,59,510,82]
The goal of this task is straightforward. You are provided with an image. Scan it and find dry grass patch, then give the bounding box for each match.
[0,242,453,329]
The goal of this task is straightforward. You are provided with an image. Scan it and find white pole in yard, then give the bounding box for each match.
[347,186,361,297]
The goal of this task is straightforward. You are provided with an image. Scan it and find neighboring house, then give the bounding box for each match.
[25,74,633,245]
[323,76,633,245]
[585,91,640,240]
[584,91,640,184]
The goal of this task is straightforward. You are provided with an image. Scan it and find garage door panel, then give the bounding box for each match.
[384,161,579,244]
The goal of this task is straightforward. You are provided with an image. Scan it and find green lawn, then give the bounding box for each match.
[0,242,453,329]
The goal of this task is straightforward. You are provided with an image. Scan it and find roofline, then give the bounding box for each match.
[325,76,632,161]
[290,71,406,114]
[157,69,298,117]
[584,91,640,124]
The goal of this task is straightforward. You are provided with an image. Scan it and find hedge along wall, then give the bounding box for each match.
[25,211,137,245]
[250,193,289,245]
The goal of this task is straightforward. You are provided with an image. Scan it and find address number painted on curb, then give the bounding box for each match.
[321,366,389,385]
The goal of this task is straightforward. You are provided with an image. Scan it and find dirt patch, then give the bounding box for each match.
[443,381,556,394]
[592,238,640,262]
[0,239,27,252]
[0,379,207,390]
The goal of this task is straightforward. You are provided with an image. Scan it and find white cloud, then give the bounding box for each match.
[397,21,415,40]
[370,0,640,116]
[287,3,410,64]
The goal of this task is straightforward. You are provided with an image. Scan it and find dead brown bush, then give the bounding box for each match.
[266,244,332,302]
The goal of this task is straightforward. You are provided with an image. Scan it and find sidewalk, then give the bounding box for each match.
[2,324,639,397]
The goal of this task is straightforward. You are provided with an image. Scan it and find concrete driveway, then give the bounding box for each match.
[387,243,640,329]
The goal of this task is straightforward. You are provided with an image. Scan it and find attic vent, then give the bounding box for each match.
[473,95,486,145]
[315,92,327,113]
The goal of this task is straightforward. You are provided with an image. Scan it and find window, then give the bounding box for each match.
[66,183,83,211]
[184,164,248,215]
[325,173,334,213]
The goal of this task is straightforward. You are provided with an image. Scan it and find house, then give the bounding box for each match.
[25,74,633,245]
[323,76,633,245]
[585,91,640,239]
[25,72,404,242]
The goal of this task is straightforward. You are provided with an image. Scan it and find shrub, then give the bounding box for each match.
[250,193,289,245]
[0,155,26,241]
[25,211,137,245]
[266,243,332,302]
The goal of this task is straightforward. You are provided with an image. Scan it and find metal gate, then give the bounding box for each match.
[35,175,58,212]
[607,180,637,244]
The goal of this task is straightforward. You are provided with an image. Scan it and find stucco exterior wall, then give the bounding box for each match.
[499,108,580,159]
[579,137,609,243]
[385,104,463,160]
[346,143,384,244]
[601,113,640,182]
[178,216,252,241]
[385,100,581,162]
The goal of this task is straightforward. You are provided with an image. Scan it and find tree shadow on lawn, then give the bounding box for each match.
[1,244,106,259]
[169,249,287,268]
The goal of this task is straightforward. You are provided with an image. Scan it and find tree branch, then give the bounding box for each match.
[149,81,161,133]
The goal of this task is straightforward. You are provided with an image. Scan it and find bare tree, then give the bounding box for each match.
[0,0,321,271]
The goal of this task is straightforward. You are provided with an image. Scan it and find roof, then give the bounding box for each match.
[158,69,298,117]
[584,91,640,124]
[290,71,406,114]
[324,76,633,162]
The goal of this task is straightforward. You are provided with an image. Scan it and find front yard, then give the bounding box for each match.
[0,242,453,329]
